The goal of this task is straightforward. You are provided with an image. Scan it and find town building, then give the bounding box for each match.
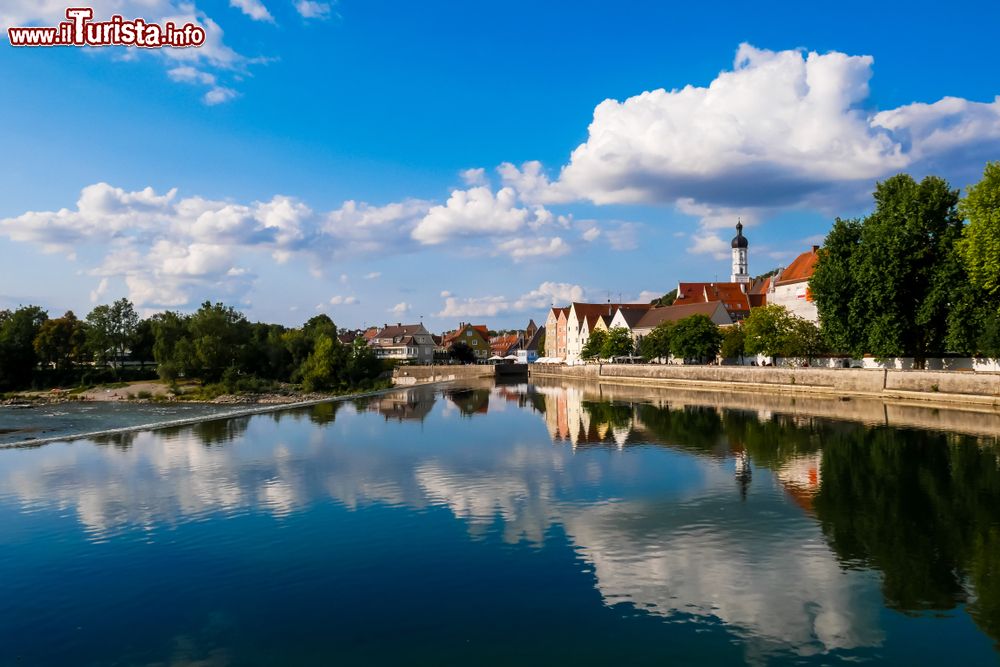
[767,246,820,322]
[632,301,733,342]
[517,325,545,363]
[441,323,491,361]
[565,302,654,363]
[368,323,436,363]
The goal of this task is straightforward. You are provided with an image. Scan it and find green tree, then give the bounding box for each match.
[131,318,156,370]
[33,311,86,370]
[601,327,635,359]
[670,314,723,362]
[449,341,476,364]
[810,217,863,353]
[720,324,746,361]
[85,298,139,373]
[958,162,1000,299]
[785,318,826,362]
[187,301,251,381]
[300,334,348,392]
[639,321,674,361]
[815,175,963,362]
[581,329,608,360]
[0,306,48,389]
[744,304,796,360]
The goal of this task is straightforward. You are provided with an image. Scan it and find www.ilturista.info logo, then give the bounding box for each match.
[7,8,206,48]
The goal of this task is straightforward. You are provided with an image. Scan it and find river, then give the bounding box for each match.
[1,380,998,665]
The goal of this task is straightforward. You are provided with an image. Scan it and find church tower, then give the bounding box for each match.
[730,219,749,284]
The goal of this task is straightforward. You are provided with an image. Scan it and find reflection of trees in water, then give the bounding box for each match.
[308,401,342,426]
[445,388,490,416]
[580,396,1000,645]
[92,431,138,450]
[814,427,1000,643]
[157,417,251,447]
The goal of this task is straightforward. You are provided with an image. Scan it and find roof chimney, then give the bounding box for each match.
[397,322,402,327]
[812,245,820,252]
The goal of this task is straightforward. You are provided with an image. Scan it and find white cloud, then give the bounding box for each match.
[90,278,110,303]
[440,290,452,298]
[323,199,432,257]
[604,222,640,251]
[364,271,381,280]
[390,301,411,316]
[204,86,239,106]
[460,168,487,186]
[294,0,332,19]
[538,43,1000,238]
[339,273,349,284]
[329,295,359,305]
[413,186,545,245]
[688,233,731,260]
[636,290,661,303]
[582,227,601,242]
[494,236,569,262]
[229,0,273,22]
[437,281,585,318]
[167,66,216,86]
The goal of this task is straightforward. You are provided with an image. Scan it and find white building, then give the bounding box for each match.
[768,247,820,323]
[368,323,436,363]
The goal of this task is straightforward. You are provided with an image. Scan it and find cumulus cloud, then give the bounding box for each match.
[324,199,432,257]
[494,236,569,262]
[364,271,381,280]
[437,281,586,318]
[534,43,1000,239]
[390,302,411,316]
[229,0,273,22]
[413,186,547,245]
[294,0,332,19]
[460,168,487,187]
[329,295,359,305]
[204,86,240,105]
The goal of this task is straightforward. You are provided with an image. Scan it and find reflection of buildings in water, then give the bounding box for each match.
[367,393,435,422]
[775,452,822,513]
[734,449,752,500]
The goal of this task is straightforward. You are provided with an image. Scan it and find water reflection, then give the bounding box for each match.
[1,381,999,662]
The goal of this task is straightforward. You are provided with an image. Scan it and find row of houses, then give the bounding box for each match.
[342,319,545,365]
[543,221,820,363]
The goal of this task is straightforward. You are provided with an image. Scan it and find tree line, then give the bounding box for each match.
[0,299,384,393]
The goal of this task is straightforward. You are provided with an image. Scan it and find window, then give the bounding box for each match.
[466,330,472,337]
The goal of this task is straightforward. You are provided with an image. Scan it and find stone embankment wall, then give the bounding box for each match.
[393,365,495,386]
[529,364,1000,406]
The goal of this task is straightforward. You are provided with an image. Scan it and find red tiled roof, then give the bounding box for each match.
[775,248,819,285]
[675,282,750,315]
[571,302,653,330]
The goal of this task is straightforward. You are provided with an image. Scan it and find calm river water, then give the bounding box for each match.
[2,380,999,665]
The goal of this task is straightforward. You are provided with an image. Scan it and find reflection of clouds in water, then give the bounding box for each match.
[0,386,883,656]
[563,499,882,656]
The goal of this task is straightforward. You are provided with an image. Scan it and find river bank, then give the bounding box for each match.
[0,382,409,448]
[528,363,1000,407]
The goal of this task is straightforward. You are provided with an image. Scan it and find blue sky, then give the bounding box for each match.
[2,0,999,331]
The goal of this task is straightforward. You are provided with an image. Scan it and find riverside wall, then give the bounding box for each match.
[392,365,495,386]
[528,364,1000,407]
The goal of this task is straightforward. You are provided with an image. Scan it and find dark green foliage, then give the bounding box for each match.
[650,289,677,307]
[449,341,476,364]
[639,321,674,361]
[0,306,47,390]
[669,314,723,362]
[812,174,965,362]
[720,324,745,360]
[581,329,608,359]
[602,326,635,358]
